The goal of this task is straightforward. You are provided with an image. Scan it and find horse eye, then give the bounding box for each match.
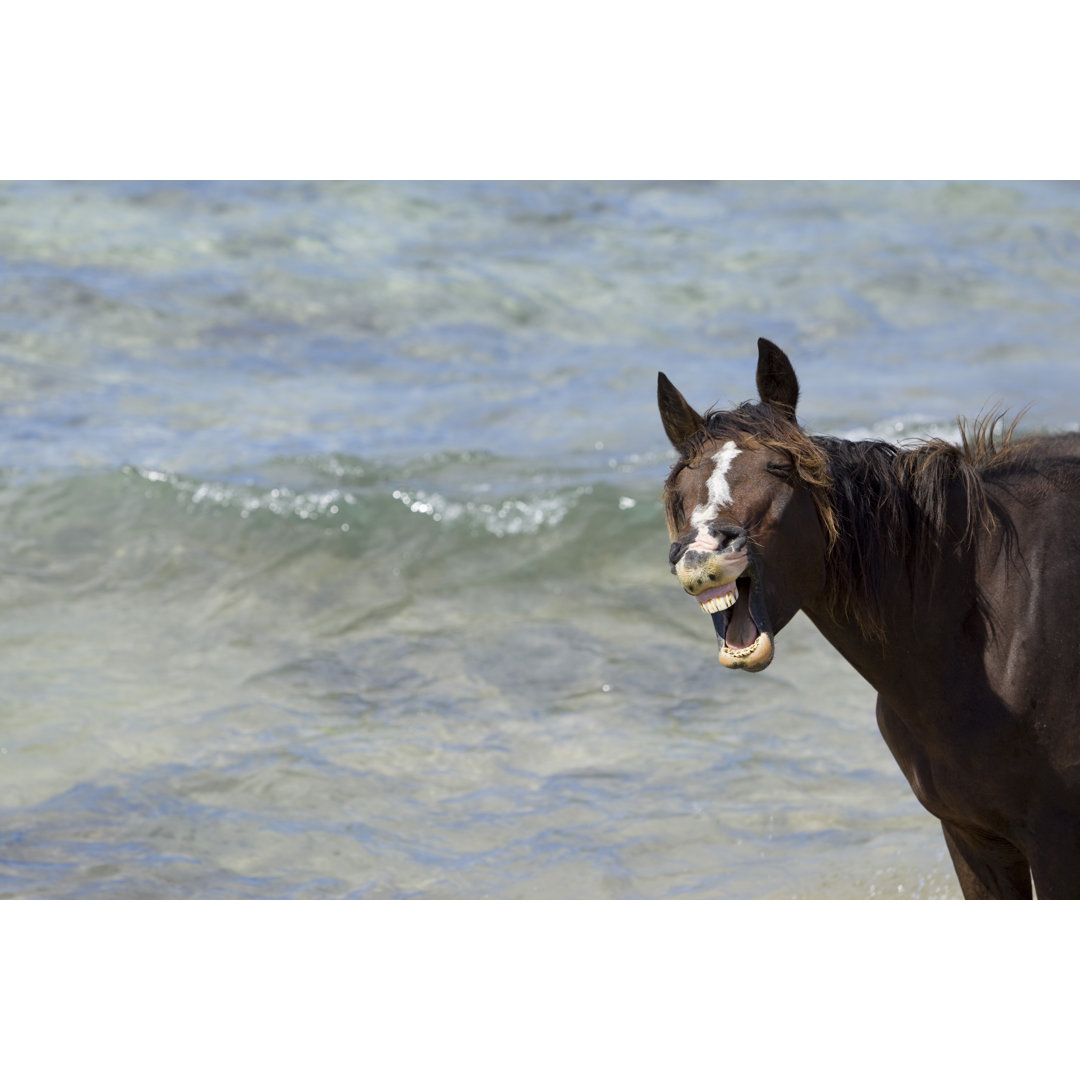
[766,461,794,481]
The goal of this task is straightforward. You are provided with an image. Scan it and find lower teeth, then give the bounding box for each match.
[723,638,760,659]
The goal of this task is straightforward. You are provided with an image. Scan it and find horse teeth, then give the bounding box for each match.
[699,587,738,614]
[722,638,761,659]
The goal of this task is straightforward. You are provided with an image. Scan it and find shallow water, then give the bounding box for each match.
[1,181,1078,898]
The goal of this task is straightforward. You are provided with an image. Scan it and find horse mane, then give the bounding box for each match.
[686,403,1023,641]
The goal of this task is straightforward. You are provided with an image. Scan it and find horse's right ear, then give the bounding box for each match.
[756,338,799,416]
[658,372,704,451]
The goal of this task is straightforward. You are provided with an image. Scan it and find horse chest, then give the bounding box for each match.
[874,695,1022,829]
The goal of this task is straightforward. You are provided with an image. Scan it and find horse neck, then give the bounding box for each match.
[800,436,983,697]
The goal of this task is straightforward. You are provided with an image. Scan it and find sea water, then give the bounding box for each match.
[1,180,1078,898]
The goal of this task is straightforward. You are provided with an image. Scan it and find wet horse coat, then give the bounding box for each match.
[659,339,1080,899]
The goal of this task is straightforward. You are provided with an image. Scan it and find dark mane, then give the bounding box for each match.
[672,403,1023,641]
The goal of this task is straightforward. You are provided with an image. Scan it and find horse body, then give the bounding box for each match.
[810,462,1080,899]
[658,341,1080,898]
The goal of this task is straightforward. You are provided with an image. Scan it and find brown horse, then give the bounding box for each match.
[658,338,1080,899]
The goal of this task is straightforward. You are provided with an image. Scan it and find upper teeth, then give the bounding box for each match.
[699,586,738,614]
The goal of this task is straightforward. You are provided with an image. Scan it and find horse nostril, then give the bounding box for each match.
[725,532,748,554]
[669,540,686,570]
[712,525,748,553]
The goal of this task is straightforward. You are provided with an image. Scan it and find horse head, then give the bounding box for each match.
[658,339,830,672]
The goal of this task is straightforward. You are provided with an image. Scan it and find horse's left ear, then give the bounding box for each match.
[756,338,799,416]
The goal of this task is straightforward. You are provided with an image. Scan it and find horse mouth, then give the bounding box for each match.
[697,575,774,671]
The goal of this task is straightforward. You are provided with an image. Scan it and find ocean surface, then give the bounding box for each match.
[1,180,1078,899]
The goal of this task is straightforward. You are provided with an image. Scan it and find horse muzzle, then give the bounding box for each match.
[671,537,774,672]
[673,546,749,598]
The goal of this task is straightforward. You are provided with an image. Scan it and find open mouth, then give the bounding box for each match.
[695,575,773,670]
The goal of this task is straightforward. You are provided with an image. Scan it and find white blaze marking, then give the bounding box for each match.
[690,441,741,535]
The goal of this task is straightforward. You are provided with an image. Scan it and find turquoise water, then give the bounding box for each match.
[1,181,1078,897]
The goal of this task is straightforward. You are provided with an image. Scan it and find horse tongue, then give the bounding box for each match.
[724,598,759,650]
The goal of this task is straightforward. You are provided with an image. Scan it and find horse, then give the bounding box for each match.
[658,338,1080,899]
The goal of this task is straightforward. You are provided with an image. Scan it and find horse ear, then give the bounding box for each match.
[658,372,704,450]
[756,338,799,416]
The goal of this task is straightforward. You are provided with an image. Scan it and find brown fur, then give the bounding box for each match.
[666,402,1020,642]
[659,340,1080,899]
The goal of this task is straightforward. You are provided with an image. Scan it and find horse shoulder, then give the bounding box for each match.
[976,451,1080,774]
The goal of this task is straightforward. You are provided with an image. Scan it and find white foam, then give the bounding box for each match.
[391,486,581,537]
